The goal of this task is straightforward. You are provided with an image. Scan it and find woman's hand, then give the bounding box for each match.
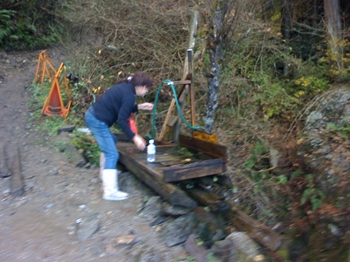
[132,134,146,151]
[138,103,154,111]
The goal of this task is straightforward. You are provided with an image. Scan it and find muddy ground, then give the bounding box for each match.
[0,48,189,261]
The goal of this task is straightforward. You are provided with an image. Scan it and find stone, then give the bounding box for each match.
[76,213,100,241]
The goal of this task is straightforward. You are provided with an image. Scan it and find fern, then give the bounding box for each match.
[0,28,9,38]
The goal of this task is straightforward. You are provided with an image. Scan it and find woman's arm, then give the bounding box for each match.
[137,103,154,111]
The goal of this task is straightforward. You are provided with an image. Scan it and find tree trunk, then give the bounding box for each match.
[204,1,226,134]
[324,0,343,72]
[282,0,292,76]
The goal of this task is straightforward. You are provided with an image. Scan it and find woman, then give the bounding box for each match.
[85,72,154,201]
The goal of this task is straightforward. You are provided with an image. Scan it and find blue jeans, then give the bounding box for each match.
[84,107,119,169]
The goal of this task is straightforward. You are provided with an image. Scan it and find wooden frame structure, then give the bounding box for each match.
[34,50,56,90]
[117,134,227,208]
[41,63,72,119]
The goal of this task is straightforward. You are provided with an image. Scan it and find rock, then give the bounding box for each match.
[161,214,195,247]
[66,143,87,167]
[210,237,238,262]
[150,216,168,227]
[184,234,210,262]
[161,203,192,216]
[76,213,100,241]
[296,88,350,208]
[57,125,76,134]
[211,231,264,262]
[115,234,140,246]
[132,245,163,262]
[138,196,162,219]
[51,132,87,167]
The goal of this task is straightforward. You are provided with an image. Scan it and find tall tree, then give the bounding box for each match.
[324,0,343,72]
[281,0,292,76]
[204,0,243,133]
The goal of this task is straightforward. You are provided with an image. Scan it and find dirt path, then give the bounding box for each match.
[0,48,187,261]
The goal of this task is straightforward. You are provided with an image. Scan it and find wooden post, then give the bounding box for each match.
[172,49,195,142]
[157,10,199,142]
[3,142,25,197]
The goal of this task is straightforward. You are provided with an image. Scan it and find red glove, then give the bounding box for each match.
[127,113,138,134]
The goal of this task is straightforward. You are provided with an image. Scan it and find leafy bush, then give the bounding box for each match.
[0,1,60,50]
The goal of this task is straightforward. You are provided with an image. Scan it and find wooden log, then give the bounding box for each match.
[186,187,227,212]
[230,207,283,252]
[163,158,226,182]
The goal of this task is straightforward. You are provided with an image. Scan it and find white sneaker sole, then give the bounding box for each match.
[103,195,128,201]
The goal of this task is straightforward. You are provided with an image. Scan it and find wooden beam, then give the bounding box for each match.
[125,145,174,155]
[163,158,225,182]
[179,134,227,160]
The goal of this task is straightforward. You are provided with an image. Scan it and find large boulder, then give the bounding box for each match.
[295,87,350,208]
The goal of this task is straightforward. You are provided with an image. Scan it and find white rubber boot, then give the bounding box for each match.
[99,153,121,181]
[99,152,106,180]
[102,169,128,201]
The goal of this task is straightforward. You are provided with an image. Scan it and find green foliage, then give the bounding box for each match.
[252,75,300,119]
[319,38,350,79]
[35,116,67,136]
[217,17,337,122]
[244,140,269,172]
[0,1,61,50]
[300,174,324,211]
[206,253,220,262]
[293,76,329,98]
[277,174,288,185]
[186,256,196,262]
[71,132,101,165]
[0,9,16,45]
[177,146,195,157]
[27,78,98,163]
[326,122,350,139]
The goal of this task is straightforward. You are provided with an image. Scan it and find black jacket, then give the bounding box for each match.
[91,82,138,140]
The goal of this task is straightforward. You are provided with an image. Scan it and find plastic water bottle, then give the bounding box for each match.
[147,139,156,162]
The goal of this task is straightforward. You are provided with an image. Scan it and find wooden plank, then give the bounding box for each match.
[114,133,130,141]
[173,50,194,142]
[179,134,227,160]
[163,158,226,182]
[117,142,197,208]
[167,116,179,127]
[125,145,174,155]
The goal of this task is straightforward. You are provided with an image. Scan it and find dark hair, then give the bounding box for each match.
[117,71,153,87]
